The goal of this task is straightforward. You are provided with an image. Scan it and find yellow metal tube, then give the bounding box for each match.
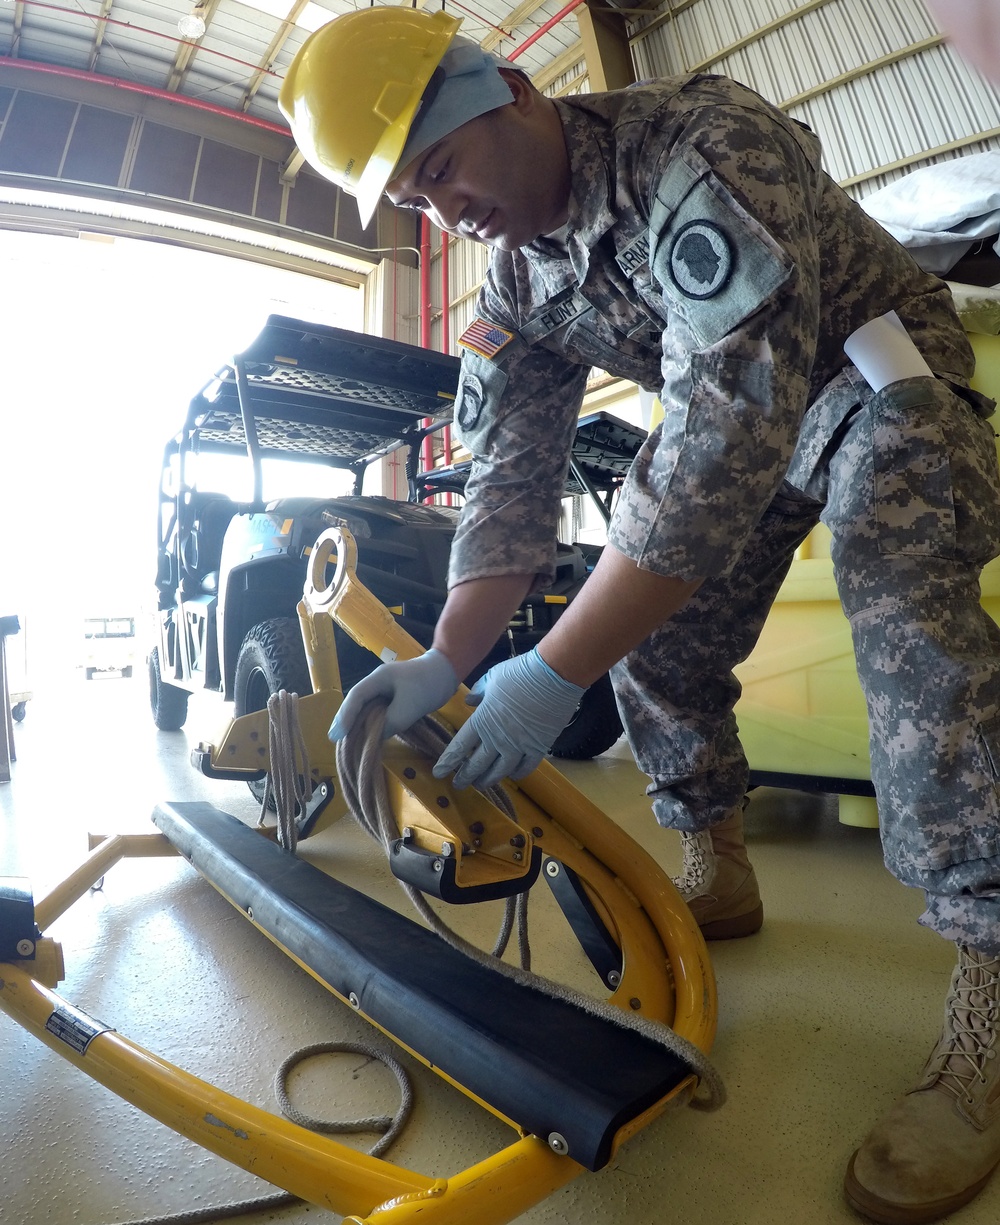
[34,834,176,932]
[297,594,344,694]
[345,1136,582,1225]
[0,518,718,1225]
[510,794,675,1024]
[0,964,433,1216]
[515,763,716,1054]
[86,832,179,854]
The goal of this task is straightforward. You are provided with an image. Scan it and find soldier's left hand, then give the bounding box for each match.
[432,648,586,789]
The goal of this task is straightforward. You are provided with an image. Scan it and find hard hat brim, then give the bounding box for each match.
[354,96,424,228]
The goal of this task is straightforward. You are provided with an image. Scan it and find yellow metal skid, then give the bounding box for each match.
[0,525,718,1225]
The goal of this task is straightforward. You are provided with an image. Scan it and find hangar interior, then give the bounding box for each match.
[3,2,1000,1223]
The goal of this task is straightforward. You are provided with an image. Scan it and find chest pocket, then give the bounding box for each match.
[563,313,661,383]
[648,147,794,349]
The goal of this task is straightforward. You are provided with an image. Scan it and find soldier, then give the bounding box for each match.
[280,8,1000,1222]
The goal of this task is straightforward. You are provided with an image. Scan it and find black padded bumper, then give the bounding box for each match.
[152,801,693,1171]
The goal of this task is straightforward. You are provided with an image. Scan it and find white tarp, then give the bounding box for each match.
[860,151,1000,275]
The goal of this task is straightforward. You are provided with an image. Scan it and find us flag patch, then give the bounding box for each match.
[458,317,514,360]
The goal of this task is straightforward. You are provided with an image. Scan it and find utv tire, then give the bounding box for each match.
[148,648,190,731]
[234,618,312,807]
[550,671,623,760]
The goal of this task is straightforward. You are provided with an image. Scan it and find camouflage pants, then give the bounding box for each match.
[611,375,1000,952]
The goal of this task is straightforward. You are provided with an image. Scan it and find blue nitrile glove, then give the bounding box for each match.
[432,648,586,790]
[328,648,459,742]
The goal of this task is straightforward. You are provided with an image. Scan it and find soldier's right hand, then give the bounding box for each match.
[327,648,460,742]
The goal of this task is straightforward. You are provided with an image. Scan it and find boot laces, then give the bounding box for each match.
[673,830,714,895]
[929,950,1000,1103]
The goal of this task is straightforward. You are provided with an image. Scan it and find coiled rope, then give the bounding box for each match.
[259,689,313,851]
[273,1040,414,1156]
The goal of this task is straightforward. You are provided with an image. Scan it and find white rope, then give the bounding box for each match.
[274,1040,414,1157]
[261,689,313,851]
[336,700,726,1113]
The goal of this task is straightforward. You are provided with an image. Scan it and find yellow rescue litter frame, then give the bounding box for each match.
[0,524,718,1225]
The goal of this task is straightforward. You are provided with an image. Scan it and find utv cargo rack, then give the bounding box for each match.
[168,314,462,500]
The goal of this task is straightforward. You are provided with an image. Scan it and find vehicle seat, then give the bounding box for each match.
[180,494,238,596]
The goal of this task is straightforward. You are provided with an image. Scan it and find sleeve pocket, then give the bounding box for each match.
[649,156,794,349]
[453,352,509,458]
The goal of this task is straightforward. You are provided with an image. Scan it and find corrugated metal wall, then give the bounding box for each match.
[426,225,488,357]
[629,0,1000,197]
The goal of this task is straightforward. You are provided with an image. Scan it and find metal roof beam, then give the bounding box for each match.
[240,0,310,112]
[578,0,635,91]
[534,40,585,93]
[167,0,223,94]
[280,146,305,185]
[481,0,541,53]
[87,0,115,73]
[9,2,25,59]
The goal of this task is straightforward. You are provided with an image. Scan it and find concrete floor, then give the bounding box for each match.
[2,670,999,1225]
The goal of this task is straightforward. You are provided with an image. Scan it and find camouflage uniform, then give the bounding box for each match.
[448,75,1000,951]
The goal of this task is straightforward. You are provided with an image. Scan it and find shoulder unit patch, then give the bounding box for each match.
[669,220,733,300]
[456,374,485,430]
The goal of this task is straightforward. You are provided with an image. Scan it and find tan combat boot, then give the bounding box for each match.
[671,808,763,940]
[845,945,1000,1224]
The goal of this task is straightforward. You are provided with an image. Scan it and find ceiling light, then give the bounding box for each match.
[178,8,207,39]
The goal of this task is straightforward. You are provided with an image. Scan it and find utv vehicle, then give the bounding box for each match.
[150,315,642,800]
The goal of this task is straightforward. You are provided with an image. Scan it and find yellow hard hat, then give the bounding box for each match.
[279,7,462,227]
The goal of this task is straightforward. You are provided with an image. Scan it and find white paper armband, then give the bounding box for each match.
[844,310,933,392]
